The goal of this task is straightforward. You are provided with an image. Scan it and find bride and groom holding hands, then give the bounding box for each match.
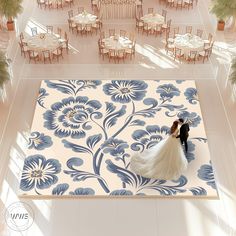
[130,118,190,180]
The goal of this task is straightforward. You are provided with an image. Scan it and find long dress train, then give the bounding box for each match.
[130,129,188,180]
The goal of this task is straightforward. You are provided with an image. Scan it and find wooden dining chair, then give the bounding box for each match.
[174,48,184,61]
[204,33,213,44]
[148,8,154,14]
[45,0,53,9]
[19,32,25,43]
[85,24,93,36]
[68,10,73,19]
[61,32,69,54]
[78,7,85,14]
[108,49,117,63]
[125,41,135,60]
[176,0,183,10]
[154,24,162,37]
[186,50,197,63]
[196,29,203,38]
[28,50,40,63]
[186,26,192,34]
[135,18,144,33]
[18,42,28,57]
[109,29,115,37]
[100,31,105,40]
[183,0,194,9]
[173,27,179,37]
[98,41,109,60]
[68,19,76,33]
[198,48,210,63]
[162,19,171,33]
[37,0,46,9]
[166,0,174,8]
[143,23,151,36]
[46,25,53,34]
[52,46,63,62]
[165,40,175,55]
[120,30,127,37]
[76,23,84,36]
[162,9,167,21]
[117,49,126,63]
[42,50,52,63]
[65,0,74,7]
[56,0,63,9]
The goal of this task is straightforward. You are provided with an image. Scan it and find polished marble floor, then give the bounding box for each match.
[0,0,236,235]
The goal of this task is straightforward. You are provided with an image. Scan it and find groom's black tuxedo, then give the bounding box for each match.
[177,123,190,152]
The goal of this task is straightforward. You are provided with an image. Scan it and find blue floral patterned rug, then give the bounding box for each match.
[19,80,218,198]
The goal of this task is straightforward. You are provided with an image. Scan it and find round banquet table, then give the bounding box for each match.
[102,35,132,51]
[173,33,204,55]
[25,33,61,52]
[71,12,97,27]
[140,13,165,29]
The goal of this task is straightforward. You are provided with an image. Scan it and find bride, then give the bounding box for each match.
[130,121,188,180]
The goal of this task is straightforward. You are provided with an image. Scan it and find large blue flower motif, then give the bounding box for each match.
[131,125,170,152]
[28,132,53,150]
[197,163,216,189]
[177,111,201,127]
[20,155,61,192]
[184,88,198,104]
[101,138,129,157]
[156,84,180,100]
[44,96,102,139]
[103,80,148,103]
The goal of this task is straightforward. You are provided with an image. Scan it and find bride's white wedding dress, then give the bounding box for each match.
[130,129,188,180]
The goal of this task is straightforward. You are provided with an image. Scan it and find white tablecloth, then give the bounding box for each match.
[71,12,97,26]
[102,35,132,51]
[25,33,61,52]
[141,13,165,29]
[174,33,204,55]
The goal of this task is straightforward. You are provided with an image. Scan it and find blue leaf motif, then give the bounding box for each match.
[106,160,187,196]
[197,163,216,189]
[189,187,207,196]
[52,183,69,195]
[69,188,95,195]
[37,88,49,108]
[62,140,93,155]
[110,190,133,195]
[86,134,102,150]
[129,119,146,127]
[101,138,129,157]
[45,80,102,96]
[66,157,84,170]
[105,102,116,115]
[103,105,126,129]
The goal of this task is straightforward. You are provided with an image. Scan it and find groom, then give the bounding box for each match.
[176,118,190,152]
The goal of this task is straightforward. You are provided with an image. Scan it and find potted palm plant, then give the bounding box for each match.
[0,0,23,31]
[0,51,10,89]
[211,0,236,31]
[229,57,236,85]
